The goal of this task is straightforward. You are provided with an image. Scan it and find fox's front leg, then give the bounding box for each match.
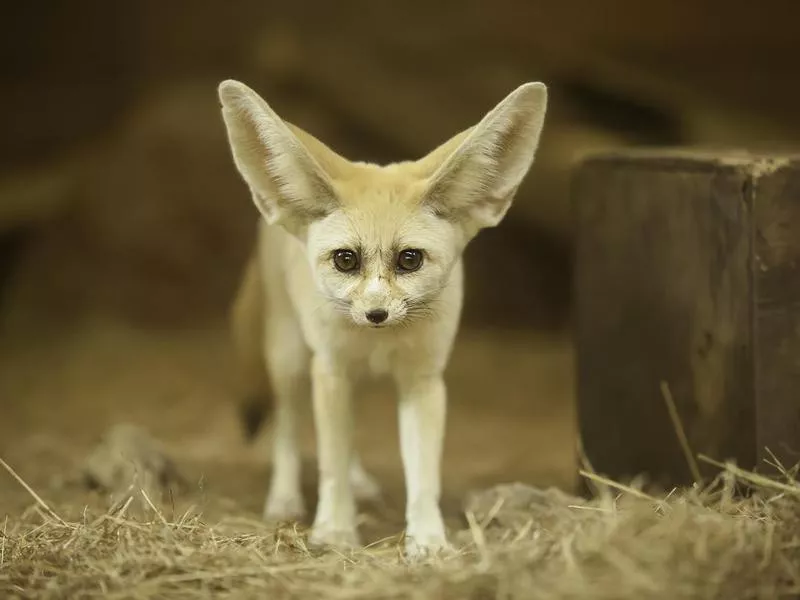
[396,372,450,558]
[308,355,359,548]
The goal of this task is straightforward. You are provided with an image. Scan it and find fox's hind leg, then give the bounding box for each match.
[349,454,381,501]
[262,314,310,521]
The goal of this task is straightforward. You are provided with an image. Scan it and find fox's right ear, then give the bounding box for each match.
[218,80,338,234]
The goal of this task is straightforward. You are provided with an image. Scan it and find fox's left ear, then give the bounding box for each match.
[421,82,547,235]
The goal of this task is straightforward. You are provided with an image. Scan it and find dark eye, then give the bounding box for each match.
[397,249,424,272]
[333,249,359,272]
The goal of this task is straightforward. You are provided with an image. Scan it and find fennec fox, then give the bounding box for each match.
[218,79,548,557]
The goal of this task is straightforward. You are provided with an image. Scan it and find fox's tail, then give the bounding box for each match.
[230,251,272,441]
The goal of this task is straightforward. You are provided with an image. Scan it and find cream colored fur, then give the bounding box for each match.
[218,79,548,558]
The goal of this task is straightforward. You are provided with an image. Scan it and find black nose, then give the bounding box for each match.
[366,309,388,324]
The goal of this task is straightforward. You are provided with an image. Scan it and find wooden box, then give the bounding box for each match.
[573,151,800,487]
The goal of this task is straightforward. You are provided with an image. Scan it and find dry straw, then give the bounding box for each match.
[1,452,799,599]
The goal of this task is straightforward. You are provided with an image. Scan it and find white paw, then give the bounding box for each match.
[350,466,382,501]
[308,524,361,550]
[404,532,453,561]
[263,493,306,521]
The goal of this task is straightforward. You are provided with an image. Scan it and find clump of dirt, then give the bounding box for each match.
[78,423,185,515]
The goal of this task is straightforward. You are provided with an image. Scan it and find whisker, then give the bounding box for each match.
[402,294,443,326]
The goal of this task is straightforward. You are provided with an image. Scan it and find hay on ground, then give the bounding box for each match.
[2,455,800,599]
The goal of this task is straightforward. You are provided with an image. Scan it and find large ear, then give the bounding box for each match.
[420,82,547,235]
[217,79,340,234]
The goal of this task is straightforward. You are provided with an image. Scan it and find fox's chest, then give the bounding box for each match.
[365,342,393,376]
[338,333,400,378]
[320,325,419,381]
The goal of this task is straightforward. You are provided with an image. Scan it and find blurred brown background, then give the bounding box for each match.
[1,1,799,527]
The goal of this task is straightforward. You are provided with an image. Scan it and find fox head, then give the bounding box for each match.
[218,80,547,328]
